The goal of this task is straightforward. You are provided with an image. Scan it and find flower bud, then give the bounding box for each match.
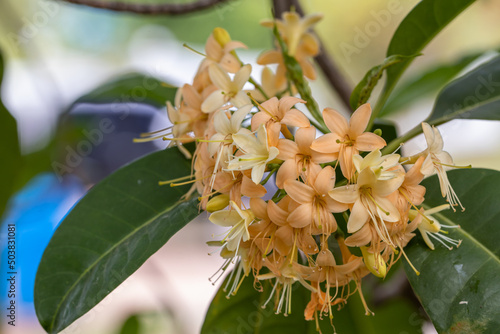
[361,246,386,278]
[206,194,230,212]
[213,27,231,47]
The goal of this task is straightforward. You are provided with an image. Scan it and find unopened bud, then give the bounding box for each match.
[206,194,230,212]
[373,128,383,137]
[213,27,231,47]
[361,247,386,278]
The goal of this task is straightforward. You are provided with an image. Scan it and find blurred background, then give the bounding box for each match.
[0,0,499,333]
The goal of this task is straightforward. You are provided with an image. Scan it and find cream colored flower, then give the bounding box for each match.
[209,201,255,252]
[410,205,461,250]
[201,63,252,113]
[419,122,464,211]
[226,124,279,184]
[329,167,404,246]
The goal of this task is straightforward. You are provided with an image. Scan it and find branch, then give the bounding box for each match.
[272,0,353,112]
[59,0,234,15]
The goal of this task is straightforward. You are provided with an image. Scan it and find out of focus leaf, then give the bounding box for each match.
[404,168,500,333]
[74,72,177,109]
[0,51,21,218]
[426,55,500,124]
[375,0,476,115]
[380,52,483,116]
[350,54,420,110]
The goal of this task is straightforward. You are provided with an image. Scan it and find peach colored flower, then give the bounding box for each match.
[199,27,247,74]
[276,126,336,188]
[311,104,386,181]
[284,166,347,235]
[250,96,309,140]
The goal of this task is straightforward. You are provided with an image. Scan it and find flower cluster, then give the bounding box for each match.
[142,12,467,330]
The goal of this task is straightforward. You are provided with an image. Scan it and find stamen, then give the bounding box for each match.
[183,43,206,57]
[247,92,278,121]
[158,174,195,186]
[397,241,420,275]
[139,126,172,137]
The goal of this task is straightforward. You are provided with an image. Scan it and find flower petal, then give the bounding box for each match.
[276,159,298,189]
[310,133,341,153]
[233,64,252,90]
[201,90,226,113]
[281,109,310,128]
[268,200,288,226]
[355,132,386,151]
[347,200,370,233]
[349,103,371,136]
[287,203,313,228]
[284,180,314,204]
[329,185,359,204]
[208,63,231,91]
[323,108,348,135]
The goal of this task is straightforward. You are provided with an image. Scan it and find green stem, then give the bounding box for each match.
[248,76,269,100]
[367,87,391,131]
[382,122,423,155]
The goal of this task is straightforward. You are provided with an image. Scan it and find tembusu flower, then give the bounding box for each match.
[201,63,252,113]
[226,124,279,184]
[209,201,255,252]
[419,122,466,211]
[311,104,386,181]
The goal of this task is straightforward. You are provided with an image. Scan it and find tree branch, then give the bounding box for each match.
[272,0,353,112]
[59,0,234,15]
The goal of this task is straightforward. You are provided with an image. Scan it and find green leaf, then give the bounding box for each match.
[74,72,177,109]
[350,54,420,110]
[119,315,141,334]
[34,145,200,333]
[374,0,476,118]
[380,52,483,117]
[202,271,421,333]
[404,168,500,333]
[0,50,21,218]
[425,55,500,125]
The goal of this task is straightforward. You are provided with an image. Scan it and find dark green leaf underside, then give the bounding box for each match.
[426,55,500,125]
[74,72,177,109]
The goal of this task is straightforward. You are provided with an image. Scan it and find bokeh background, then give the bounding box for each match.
[1,0,499,333]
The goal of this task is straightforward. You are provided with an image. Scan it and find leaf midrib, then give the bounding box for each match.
[47,197,186,332]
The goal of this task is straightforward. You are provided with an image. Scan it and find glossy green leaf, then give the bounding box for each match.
[374,0,476,117]
[404,168,500,333]
[34,145,200,333]
[202,271,421,333]
[380,52,483,117]
[74,72,177,109]
[0,51,21,218]
[425,55,500,125]
[350,54,420,110]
